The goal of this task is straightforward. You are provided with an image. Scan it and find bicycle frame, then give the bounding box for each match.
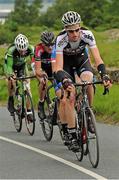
[15,76,35,114]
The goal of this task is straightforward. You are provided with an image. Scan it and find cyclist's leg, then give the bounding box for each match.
[7,77,16,113]
[55,65,79,151]
[37,63,52,120]
[77,60,94,107]
[7,66,17,113]
[77,61,94,132]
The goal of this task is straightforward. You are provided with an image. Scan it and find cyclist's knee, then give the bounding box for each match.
[80,71,93,82]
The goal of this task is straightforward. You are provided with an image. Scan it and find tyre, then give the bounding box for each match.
[12,94,22,132]
[54,99,64,141]
[24,91,35,136]
[82,111,89,156]
[41,97,54,141]
[75,111,83,161]
[86,108,99,168]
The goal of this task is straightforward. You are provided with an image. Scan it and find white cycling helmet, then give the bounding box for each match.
[62,11,81,27]
[14,34,29,51]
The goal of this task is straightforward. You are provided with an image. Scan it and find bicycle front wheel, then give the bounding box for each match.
[24,91,35,136]
[75,112,83,162]
[86,108,99,168]
[41,97,54,141]
[12,94,22,132]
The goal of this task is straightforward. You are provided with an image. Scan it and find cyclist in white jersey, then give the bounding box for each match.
[53,11,111,152]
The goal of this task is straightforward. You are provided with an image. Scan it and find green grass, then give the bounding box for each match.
[93,84,119,124]
[91,29,119,67]
[0,79,8,105]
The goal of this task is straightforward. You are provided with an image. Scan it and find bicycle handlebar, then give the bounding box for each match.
[74,80,109,95]
[74,80,103,86]
[12,76,54,81]
[12,75,36,81]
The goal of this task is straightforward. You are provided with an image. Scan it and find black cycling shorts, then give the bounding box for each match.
[41,63,52,78]
[63,51,93,81]
[13,63,25,77]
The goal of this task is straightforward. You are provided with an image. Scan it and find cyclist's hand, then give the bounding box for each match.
[8,74,16,81]
[102,74,112,88]
[36,71,48,81]
[62,78,73,90]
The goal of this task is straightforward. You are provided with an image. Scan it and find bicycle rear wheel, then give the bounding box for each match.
[86,108,99,168]
[24,91,35,136]
[12,94,22,132]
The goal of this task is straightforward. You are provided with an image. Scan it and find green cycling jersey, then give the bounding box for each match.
[4,44,34,77]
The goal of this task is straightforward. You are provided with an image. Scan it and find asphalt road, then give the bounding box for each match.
[0,107,119,179]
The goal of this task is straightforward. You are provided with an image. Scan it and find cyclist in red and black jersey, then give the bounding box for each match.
[32,31,55,120]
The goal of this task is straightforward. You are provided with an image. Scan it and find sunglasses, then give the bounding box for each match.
[67,28,80,33]
[45,43,54,47]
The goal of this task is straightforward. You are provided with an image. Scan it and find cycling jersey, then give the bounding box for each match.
[33,43,53,64]
[33,43,54,77]
[4,44,34,76]
[53,27,96,80]
[55,28,96,56]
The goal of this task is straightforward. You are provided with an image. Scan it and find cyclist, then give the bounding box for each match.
[53,11,111,152]
[31,31,55,120]
[4,33,34,121]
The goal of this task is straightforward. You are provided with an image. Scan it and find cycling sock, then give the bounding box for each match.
[62,123,68,135]
[68,128,77,139]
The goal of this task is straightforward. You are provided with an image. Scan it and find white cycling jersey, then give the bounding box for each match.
[56,29,96,55]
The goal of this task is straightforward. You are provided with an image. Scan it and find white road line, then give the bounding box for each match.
[0,136,107,180]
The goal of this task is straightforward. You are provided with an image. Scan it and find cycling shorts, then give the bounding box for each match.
[41,63,52,78]
[13,63,29,77]
[63,52,93,81]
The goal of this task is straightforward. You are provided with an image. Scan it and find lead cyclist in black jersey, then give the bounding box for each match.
[53,11,112,152]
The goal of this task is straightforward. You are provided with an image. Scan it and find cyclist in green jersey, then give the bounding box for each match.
[4,34,34,121]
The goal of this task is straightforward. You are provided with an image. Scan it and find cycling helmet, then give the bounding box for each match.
[41,31,55,45]
[14,34,29,51]
[62,11,81,27]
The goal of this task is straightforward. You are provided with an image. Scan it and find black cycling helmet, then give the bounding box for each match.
[40,31,55,46]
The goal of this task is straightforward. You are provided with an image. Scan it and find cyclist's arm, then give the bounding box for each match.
[55,54,63,72]
[4,54,14,77]
[35,61,42,76]
[33,45,44,77]
[90,46,111,87]
[50,45,57,73]
[90,46,104,67]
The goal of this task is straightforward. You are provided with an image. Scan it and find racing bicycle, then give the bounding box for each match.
[11,75,36,136]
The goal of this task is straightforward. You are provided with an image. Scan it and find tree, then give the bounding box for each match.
[28,0,42,25]
[39,0,111,29]
[6,0,42,26]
